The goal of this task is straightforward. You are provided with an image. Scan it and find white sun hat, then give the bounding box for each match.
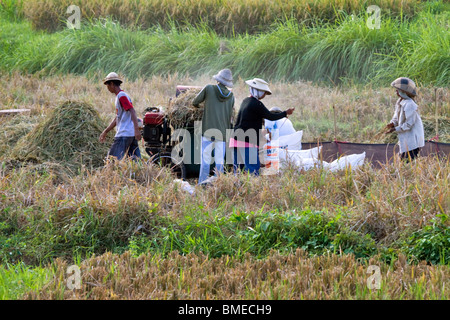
[213,69,234,88]
[103,72,123,84]
[245,78,272,95]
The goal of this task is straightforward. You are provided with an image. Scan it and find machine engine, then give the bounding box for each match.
[142,107,171,156]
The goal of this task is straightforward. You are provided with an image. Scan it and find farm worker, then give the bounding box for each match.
[264,106,296,142]
[99,72,142,160]
[385,77,424,162]
[192,68,235,184]
[230,78,295,175]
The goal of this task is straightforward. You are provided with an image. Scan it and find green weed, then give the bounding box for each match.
[405,214,450,265]
[0,262,51,300]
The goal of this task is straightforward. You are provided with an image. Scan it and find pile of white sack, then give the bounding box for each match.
[263,130,366,172]
[176,130,367,195]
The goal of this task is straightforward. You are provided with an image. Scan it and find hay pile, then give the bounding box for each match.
[10,101,112,170]
[166,88,203,128]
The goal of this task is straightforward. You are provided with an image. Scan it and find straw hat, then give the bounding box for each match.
[391,77,417,96]
[245,78,272,95]
[270,107,282,113]
[103,72,123,84]
[213,69,233,88]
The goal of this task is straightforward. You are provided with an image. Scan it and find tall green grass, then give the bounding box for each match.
[0,9,448,86]
[396,12,450,87]
[0,14,60,73]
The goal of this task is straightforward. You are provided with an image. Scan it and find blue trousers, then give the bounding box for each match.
[233,147,260,176]
[199,137,226,184]
[108,136,141,160]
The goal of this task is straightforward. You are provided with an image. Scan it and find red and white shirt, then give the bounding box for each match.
[115,90,135,137]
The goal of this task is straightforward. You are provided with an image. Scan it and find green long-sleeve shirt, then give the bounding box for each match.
[192,83,235,141]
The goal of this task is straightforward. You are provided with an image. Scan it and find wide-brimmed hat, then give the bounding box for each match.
[270,107,282,113]
[245,78,272,95]
[103,72,123,84]
[391,77,417,96]
[213,69,233,88]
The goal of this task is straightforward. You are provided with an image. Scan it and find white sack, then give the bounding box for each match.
[292,157,321,171]
[279,146,322,164]
[277,130,303,150]
[174,179,195,195]
[323,152,366,172]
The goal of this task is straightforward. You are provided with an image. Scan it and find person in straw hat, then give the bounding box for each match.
[192,68,235,184]
[99,72,142,160]
[385,77,424,162]
[230,78,295,175]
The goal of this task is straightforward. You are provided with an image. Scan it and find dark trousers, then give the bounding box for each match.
[400,148,420,162]
[108,136,141,160]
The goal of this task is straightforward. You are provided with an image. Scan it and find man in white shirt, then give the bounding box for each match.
[99,72,142,160]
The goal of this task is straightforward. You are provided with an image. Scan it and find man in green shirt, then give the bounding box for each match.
[192,69,235,184]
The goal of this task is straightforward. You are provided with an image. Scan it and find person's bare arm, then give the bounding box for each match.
[99,117,116,142]
[129,108,142,141]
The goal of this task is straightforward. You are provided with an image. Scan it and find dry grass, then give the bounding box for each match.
[26,249,450,300]
[193,157,449,244]
[1,127,448,298]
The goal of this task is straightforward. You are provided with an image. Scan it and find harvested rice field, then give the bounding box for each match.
[0,0,449,305]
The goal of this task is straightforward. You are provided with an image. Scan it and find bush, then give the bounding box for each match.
[330,230,377,259]
[126,209,379,261]
[404,214,450,265]
[237,210,339,257]
[238,210,378,259]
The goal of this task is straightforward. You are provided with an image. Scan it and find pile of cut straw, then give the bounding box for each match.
[10,101,112,170]
[166,89,203,129]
